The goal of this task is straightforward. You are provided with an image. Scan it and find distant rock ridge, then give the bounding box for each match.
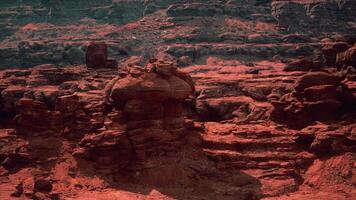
[272,0,356,31]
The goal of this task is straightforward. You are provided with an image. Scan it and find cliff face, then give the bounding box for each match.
[0,1,355,200]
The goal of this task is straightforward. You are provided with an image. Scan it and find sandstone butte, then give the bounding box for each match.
[0,1,355,200]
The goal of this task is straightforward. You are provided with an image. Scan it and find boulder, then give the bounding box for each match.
[303,85,338,102]
[307,99,342,121]
[111,61,193,103]
[294,72,342,92]
[111,73,172,103]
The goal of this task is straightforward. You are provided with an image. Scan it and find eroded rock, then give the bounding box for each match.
[270,72,349,129]
[75,59,196,173]
[86,42,108,69]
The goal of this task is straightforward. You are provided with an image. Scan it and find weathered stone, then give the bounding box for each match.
[86,42,108,69]
[322,42,350,67]
[337,43,356,70]
[34,179,53,193]
[294,72,342,92]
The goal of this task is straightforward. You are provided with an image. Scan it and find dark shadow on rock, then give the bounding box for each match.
[74,131,263,200]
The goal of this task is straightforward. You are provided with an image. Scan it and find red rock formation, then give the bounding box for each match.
[337,43,356,79]
[86,42,108,69]
[75,60,195,173]
[86,42,119,69]
[1,1,356,199]
[322,42,351,67]
[284,56,322,72]
[270,71,356,129]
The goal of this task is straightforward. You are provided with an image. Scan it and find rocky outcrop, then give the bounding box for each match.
[85,42,118,69]
[283,56,323,72]
[0,60,206,197]
[1,1,356,199]
[293,122,356,156]
[0,64,116,133]
[86,42,108,69]
[73,60,196,173]
[276,42,356,129]
[336,45,356,69]
[270,71,356,129]
[322,42,351,67]
[303,152,355,192]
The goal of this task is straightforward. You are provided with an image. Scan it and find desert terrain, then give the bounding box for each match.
[0,0,355,199]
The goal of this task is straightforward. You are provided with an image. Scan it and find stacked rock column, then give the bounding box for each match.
[108,60,194,168]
